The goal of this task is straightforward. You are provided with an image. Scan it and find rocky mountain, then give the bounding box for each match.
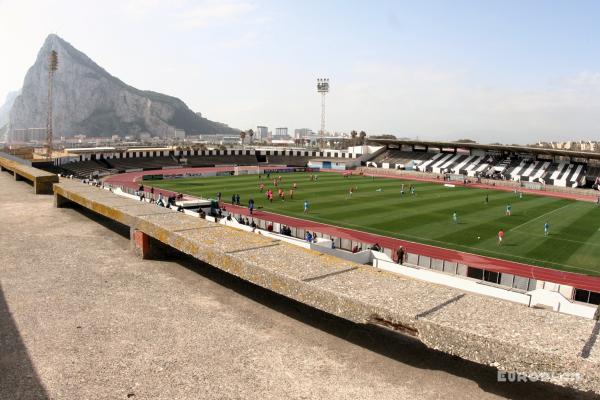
[0,90,19,128]
[9,34,237,139]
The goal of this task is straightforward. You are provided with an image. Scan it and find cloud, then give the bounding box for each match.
[179,0,255,29]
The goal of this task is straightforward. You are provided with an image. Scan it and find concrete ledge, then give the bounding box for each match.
[0,157,58,194]
[53,180,600,394]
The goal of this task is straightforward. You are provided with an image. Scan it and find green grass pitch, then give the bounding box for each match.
[152,172,600,275]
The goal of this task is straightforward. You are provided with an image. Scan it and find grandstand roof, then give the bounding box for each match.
[367,139,600,161]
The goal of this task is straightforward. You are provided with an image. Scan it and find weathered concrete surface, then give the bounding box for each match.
[0,156,58,194]
[5,172,593,399]
[52,179,600,395]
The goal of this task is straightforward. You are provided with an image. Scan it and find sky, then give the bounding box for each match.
[1,0,600,144]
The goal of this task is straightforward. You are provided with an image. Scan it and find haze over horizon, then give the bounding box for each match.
[2,0,600,144]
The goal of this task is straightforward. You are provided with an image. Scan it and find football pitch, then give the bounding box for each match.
[152,172,600,276]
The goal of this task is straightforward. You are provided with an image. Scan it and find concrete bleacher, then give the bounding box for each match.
[0,156,58,194]
[59,160,114,178]
[184,154,258,167]
[106,156,179,171]
[52,179,600,394]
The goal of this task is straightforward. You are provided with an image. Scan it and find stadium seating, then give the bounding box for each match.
[183,155,258,167]
[372,149,431,166]
[59,160,114,178]
[106,156,179,171]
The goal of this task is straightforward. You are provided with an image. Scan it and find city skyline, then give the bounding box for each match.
[2,0,600,143]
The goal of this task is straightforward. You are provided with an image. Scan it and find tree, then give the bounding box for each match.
[359,130,367,145]
[369,134,397,140]
[240,130,246,146]
[350,130,358,145]
[248,129,254,143]
[455,139,477,144]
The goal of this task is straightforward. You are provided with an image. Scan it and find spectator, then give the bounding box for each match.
[352,245,359,253]
[305,232,313,243]
[396,246,405,265]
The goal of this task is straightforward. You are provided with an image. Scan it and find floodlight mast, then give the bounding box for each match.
[316,78,329,147]
[46,50,58,159]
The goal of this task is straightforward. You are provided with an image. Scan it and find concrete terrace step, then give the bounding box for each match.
[53,179,600,394]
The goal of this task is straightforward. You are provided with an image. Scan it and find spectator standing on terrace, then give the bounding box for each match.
[498,229,505,245]
[305,232,313,243]
[396,246,405,265]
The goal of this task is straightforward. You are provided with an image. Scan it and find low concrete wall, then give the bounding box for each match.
[0,156,58,194]
[53,180,600,394]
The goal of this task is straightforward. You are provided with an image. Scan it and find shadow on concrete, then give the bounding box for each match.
[0,285,49,400]
[175,253,598,400]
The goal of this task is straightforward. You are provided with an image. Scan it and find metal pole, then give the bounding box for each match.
[321,92,326,142]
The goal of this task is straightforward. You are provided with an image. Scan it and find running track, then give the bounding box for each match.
[105,166,600,292]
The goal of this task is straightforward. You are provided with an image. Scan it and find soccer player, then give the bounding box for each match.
[506,204,512,216]
[293,182,297,190]
[411,186,416,196]
[452,211,458,224]
[304,200,309,214]
[498,229,505,245]
[485,194,489,204]
[544,222,549,236]
[259,183,265,192]
[289,189,294,199]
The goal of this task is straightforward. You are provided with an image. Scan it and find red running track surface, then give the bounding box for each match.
[105,167,600,292]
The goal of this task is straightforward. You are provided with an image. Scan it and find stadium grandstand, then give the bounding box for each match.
[365,139,600,190]
[53,147,362,179]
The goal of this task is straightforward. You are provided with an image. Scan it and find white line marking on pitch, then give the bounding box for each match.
[510,203,574,233]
